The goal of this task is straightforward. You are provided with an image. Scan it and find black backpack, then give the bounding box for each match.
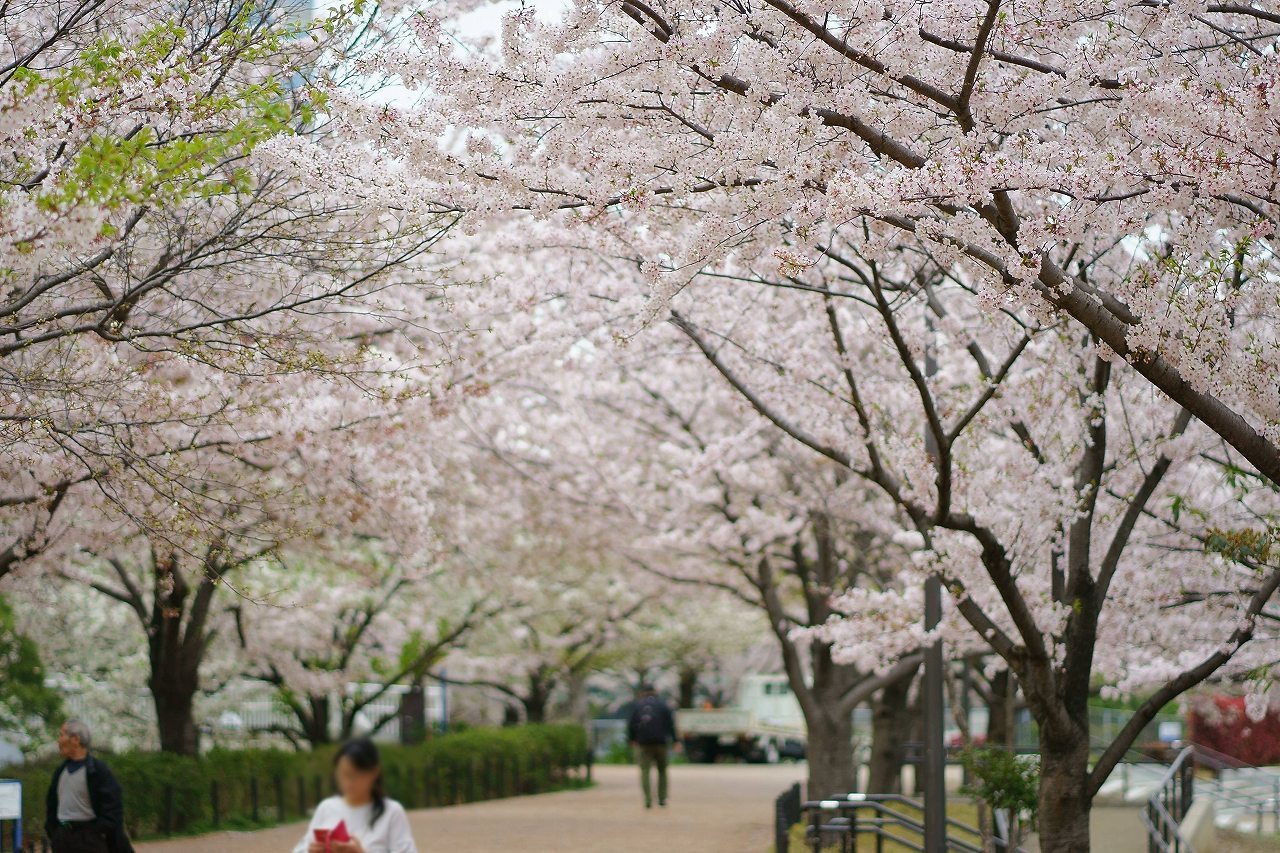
[632,699,668,744]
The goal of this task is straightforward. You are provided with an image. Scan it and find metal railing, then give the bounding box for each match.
[776,783,803,853]
[795,792,1023,853]
[1141,745,1195,853]
[1185,741,1280,835]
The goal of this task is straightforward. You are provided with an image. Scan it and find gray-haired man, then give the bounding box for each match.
[44,721,134,853]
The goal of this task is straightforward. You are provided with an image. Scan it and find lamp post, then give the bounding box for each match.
[922,312,946,852]
[922,574,946,852]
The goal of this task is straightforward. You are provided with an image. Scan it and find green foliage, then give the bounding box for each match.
[959,747,1039,820]
[6,7,306,244]
[0,595,62,742]
[5,724,588,841]
[1205,527,1274,563]
[602,740,635,764]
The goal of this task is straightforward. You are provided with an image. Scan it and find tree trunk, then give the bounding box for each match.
[564,671,591,725]
[302,694,333,746]
[523,673,552,723]
[805,710,855,798]
[985,668,1015,748]
[868,672,915,793]
[910,693,926,795]
[677,667,698,709]
[147,563,203,756]
[1037,730,1093,853]
[523,697,547,723]
[151,676,199,755]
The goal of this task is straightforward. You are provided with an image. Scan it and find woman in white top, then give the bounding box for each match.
[293,738,418,853]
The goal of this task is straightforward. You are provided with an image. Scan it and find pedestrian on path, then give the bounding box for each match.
[294,738,417,853]
[43,720,135,853]
[627,684,678,809]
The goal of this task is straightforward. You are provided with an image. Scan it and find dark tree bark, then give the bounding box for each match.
[152,676,200,755]
[910,692,926,796]
[299,695,333,746]
[976,667,1016,749]
[78,535,271,756]
[521,669,554,724]
[677,667,698,709]
[144,549,219,756]
[806,708,855,799]
[1037,723,1093,853]
[868,666,917,793]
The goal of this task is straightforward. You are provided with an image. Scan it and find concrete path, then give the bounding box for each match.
[135,763,806,853]
[1022,804,1149,852]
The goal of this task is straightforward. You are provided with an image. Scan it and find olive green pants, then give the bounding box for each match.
[636,743,669,806]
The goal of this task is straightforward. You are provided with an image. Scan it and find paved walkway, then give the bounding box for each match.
[1022,804,1149,852]
[134,764,1162,852]
[135,763,806,853]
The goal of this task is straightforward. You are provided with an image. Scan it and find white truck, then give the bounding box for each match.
[675,674,806,764]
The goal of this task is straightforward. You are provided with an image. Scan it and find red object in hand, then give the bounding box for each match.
[314,821,350,851]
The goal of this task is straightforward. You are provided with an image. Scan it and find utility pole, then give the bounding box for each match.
[922,575,946,851]
[922,311,946,852]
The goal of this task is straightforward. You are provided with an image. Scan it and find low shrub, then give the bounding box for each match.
[3,724,589,842]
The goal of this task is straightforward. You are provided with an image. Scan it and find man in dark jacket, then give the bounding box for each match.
[44,721,134,853]
[626,685,678,808]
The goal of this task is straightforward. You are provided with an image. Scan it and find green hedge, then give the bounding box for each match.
[4,724,590,841]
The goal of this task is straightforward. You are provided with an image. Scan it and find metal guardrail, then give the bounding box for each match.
[1141,745,1195,853]
[1186,741,1280,835]
[792,792,1022,853]
[776,783,803,853]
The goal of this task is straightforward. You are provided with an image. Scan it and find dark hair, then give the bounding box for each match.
[335,738,386,826]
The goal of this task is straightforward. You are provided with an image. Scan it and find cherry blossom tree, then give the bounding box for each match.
[39,378,443,755]
[0,0,457,580]
[362,0,1280,484]
[661,251,1280,849]
[331,4,1280,845]
[439,275,940,796]
[609,595,764,710]
[234,548,493,747]
[434,494,655,725]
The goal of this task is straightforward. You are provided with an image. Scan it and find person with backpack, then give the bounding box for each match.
[626,684,678,809]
